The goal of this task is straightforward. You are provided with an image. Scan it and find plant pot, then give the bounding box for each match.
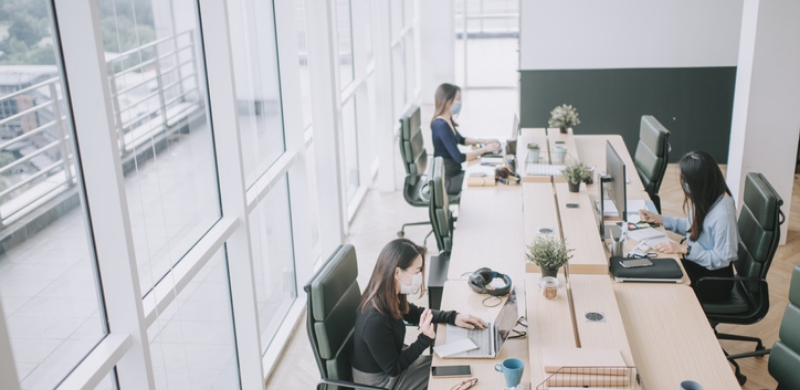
[526,149,540,163]
[541,266,558,278]
[568,181,580,193]
[559,126,568,134]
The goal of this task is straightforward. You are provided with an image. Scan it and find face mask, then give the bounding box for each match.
[682,182,691,194]
[399,270,423,295]
[450,100,462,116]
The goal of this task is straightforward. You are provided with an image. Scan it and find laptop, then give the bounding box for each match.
[482,114,519,157]
[442,289,520,358]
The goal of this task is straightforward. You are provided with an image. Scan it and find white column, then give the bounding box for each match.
[727,0,800,244]
[419,0,455,106]
[54,0,155,388]
[0,299,19,390]
[196,0,264,388]
[306,0,347,253]
[374,0,398,192]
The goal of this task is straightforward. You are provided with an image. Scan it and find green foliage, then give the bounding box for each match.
[527,142,539,150]
[526,235,574,270]
[0,151,14,169]
[561,160,590,184]
[548,104,581,128]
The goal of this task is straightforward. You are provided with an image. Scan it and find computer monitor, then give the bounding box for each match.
[606,140,627,223]
[510,113,519,140]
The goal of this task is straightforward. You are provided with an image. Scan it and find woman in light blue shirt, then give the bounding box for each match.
[640,151,739,301]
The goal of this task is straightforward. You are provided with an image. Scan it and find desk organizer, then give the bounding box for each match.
[536,366,644,389]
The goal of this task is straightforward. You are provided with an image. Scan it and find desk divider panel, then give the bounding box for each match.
[569,274,635,367]
[447,186,526,281]
[553,182,609,274]
[430,281,530,390]
[522,182,561,273]
[525,273,577,387]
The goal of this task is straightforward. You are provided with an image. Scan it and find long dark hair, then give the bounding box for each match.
[432,83,460,129]
[358,239,426,320]
[679,151,731,241]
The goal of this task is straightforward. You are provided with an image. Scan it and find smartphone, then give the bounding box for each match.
[431,365,472,378]
[620,259,654,268]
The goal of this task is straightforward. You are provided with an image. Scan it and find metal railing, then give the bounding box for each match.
[0,30,203,228]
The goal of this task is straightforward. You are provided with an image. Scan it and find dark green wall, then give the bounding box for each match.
[520,67,737,163]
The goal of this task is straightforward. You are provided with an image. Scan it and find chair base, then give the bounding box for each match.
[715,328,766,351]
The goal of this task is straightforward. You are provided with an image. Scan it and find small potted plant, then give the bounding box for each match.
[526,142,540,164]
[526,235,573,277]
[562,161,590,192]
[548,104,581,134]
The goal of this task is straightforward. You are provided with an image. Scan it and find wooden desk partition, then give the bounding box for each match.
[429,281,529,390]
[553,183,608,274]
[448,186,525,281]
[569,274,635,367]
[614,283,741,389]
[522,182,561,273]
[525,273,576,387]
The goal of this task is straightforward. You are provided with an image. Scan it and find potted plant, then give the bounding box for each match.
[548,104,581,134]
[526,235,573,277]
[526,142,540,164]
[562,161,590,192]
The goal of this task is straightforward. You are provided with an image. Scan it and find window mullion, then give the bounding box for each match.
[54,0,155,388]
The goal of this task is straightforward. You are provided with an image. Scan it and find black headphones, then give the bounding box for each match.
[468,267,513,296]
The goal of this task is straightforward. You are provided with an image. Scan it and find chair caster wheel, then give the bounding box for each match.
[397,231,405,237]
[737,374,747,386]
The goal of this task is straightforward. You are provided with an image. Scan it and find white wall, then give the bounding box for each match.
[419,0,455,105]
[520,0,743,70]
[727,0,800,245]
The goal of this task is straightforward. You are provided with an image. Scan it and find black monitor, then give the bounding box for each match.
[606,140,627,223]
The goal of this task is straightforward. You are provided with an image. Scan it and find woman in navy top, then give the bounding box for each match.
[431,83,500,194]
[640,151,739,302]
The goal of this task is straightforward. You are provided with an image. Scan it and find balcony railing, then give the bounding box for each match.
[0,30,203,229]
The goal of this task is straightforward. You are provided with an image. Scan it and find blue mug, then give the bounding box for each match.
[494,358,524,388]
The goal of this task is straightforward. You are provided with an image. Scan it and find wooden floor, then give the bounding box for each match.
[265,164,799,389]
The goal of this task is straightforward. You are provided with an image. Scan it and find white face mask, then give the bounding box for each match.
[399,269,423,295]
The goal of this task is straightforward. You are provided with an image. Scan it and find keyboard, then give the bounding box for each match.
[459,326,493,357]
[525,164,565,176]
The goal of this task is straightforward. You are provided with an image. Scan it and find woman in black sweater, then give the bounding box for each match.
[351,239,486,390]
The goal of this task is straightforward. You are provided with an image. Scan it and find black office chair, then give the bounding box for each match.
[427,157,453,310]
[304,245,387,390]
[633,115,670,213]
[398,106,459,241]
[725,265,800,389]
[698,172,784,385]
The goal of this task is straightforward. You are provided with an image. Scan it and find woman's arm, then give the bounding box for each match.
[661,215,690,236]
[464,137,500,146]
[362,315,433,377]
[685,206,739,270]
[406,303,458,325]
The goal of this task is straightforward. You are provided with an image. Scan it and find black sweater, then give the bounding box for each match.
[350,303,459,376]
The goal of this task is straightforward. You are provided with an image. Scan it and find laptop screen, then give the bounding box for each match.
[494,288,519,352]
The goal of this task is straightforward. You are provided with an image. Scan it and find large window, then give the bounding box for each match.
[336,0,355,89]
[0,2,110,388]
[341,97,359,202]
[97,0,222,294]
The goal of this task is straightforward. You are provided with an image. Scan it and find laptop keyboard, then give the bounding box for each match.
[459,327,493,356]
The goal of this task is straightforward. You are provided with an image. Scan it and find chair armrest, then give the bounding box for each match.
[317,378,389,390]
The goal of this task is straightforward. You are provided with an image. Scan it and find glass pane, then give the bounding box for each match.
[296,0,313,130]
[335,0,354,89]
[342,97,359,201]
[390,0,403,42]
[148,249,240,389]
[0,2,108,388]
[92,370,118,389]
[391,42,406,119]
[405,31,417,98]
[404,0,414,28]
[97,0,221,294]
[249,175,296,350]
[364,0,374,63]
[228,0,286,187]
[304,142,321,260]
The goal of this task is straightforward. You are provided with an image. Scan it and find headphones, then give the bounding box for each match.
[468,267,513,296]
[495,167,521,185]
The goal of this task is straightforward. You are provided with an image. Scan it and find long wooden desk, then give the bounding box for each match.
[430,131,737,389]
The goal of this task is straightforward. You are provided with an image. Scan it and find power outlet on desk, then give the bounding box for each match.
[584,312,606,323]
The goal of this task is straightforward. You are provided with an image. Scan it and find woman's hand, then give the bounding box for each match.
[654,241,688,255]
[419,309,436,339]
[483,142,501,153]
[639,209,662,224]
[455,313,487,330]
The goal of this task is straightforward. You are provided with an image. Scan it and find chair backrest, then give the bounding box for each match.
[769,265,800,389]
[735,173,784,288]
[634,115,670,195]
[304,244,361,385]
[399,106,426,187]
[429,157,453,253]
